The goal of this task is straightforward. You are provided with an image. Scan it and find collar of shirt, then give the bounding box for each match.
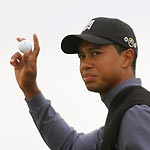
[101,78,142,109]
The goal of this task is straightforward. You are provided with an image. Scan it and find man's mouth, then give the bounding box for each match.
[82,73,97,83]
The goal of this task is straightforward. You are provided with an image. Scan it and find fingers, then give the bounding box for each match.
[10,51,32,70]
[17,37,26,42]
[12,33,40,65]
[32,34,40,58]
[10,52,22,66]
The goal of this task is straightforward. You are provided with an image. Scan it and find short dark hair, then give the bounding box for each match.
[114,44,137,74]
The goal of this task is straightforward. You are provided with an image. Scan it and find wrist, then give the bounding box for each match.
[23,86,41,100]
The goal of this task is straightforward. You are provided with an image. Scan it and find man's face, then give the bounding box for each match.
[78,41,125,96]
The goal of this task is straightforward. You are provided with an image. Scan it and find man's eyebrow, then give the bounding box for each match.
[88,47,101,51]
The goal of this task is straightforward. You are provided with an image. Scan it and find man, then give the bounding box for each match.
[10,17,150,150]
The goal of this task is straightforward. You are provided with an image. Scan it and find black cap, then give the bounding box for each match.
[61,17,138,55]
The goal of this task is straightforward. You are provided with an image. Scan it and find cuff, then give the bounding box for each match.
[26,92,49,111]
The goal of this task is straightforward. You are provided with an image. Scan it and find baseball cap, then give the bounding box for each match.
[61,17,138,55]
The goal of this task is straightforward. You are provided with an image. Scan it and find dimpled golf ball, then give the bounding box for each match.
[18,40,32,53]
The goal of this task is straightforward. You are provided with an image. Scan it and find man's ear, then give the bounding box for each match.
[121,49,134,68]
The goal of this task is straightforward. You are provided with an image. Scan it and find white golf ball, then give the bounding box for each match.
[18,40,32,53]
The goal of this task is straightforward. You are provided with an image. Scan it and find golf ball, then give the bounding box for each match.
[18,40,32,53]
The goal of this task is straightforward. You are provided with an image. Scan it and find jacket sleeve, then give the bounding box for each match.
[118,104,150,150]
[26,92,101,150]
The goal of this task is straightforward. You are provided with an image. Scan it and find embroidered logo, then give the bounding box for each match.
[83,20,95,31]
[124,37,137,49]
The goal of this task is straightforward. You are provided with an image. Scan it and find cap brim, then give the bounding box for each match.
[61,34,115,54]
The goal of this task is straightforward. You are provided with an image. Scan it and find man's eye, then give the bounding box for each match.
[92,51,100,56]
[78,54,85,59]
[92,52,97,56]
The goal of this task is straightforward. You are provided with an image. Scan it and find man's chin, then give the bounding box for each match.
[86,86,100,93]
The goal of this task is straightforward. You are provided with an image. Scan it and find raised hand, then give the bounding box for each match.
[10,34,41,100]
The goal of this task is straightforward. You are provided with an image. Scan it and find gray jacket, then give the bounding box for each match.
[26,79,150,150]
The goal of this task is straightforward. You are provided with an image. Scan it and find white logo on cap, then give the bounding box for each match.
[124,37,128,42]
[124,37,137,49]
[128,38,135,47]
[83,20,95,31]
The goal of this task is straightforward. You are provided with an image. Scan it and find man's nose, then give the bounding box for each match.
[80,57,93,69]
